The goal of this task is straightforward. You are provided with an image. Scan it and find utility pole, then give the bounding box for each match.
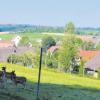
[37,48,43,100]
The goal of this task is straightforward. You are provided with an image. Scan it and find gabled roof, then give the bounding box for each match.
[48,46,60,53]
[48,46,100,61]
[0,47,35,62]
[0,41,14,48]
[85,54,100,70]
[80,50,100,61]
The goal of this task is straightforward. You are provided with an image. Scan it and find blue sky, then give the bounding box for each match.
[0,0,100,27]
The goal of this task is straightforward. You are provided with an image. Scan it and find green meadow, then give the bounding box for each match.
[0,33,44,41]
[0,33,100,100]
[0,32,63,41]
[0,63,100,100]
[0,34,16,40]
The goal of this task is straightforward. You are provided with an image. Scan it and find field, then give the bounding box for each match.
[0,32,64,41]
[0,32,63,47]
[0,33,44,40]
[0,32,100,100]
[0,63,100,100]
[0,34,16,40]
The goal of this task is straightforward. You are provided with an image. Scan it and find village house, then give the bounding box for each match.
[84,54,100,78]
[0,47,35,62]
[0,41,14,48]
[48,46,100,76]
[85,54,100,72]
[47,45,60,55]
[79,50,100,61]
[11,35,21,47]
[0,35,21,48]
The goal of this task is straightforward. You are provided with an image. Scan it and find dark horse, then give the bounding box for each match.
[0,67,7,87]
[10,71,27,88]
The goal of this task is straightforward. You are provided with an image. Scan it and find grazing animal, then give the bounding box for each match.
[10,71,27,87]
[0,72,3,83]
[0,71,11,79]
[1,67,6,79]
[0,78,3,85]
[0,71,2,77]
[6,72,12,79]
[0,71,3,83]
[0,67,6,87]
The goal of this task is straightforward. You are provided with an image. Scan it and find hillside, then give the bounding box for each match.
[0,63,100,100]
[0,24,64,33]
[1,24,100,35]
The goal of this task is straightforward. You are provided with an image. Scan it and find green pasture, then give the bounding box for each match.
[0,32,64,41]
[0,34,16,40]
[0,33,44,41]
[0,63,100,100]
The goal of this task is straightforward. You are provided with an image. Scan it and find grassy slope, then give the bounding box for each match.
[0,63,100,100]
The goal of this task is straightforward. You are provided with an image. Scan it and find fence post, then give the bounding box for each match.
[37,47,43,100]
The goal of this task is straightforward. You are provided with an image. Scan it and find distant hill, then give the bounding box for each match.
[76,28,100,35]
[0,24,100,35]
[0,24,64,33]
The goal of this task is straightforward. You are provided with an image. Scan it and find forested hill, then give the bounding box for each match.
[0,24,64,33]
[77,27,100,35]
[0,24,100,35]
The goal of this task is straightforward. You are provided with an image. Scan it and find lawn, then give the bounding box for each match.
[0,63,100,100]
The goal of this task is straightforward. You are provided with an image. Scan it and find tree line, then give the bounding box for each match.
[0,24,64,33]
[0,24,100,35]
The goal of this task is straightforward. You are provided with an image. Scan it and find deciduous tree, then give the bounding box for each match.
[65,22,75,34]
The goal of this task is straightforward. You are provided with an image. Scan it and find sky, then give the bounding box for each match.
[0,0,100,27]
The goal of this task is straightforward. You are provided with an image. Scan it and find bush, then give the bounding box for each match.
[42,36,56,51]
[79,60,84,76]
[7,51,35,68]
[44,51,59,69]
[98,69,100,79]
[19,36,30,46]
[7,54,19,64]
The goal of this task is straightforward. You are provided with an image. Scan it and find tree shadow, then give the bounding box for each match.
[0,80,100,100]
[28,81,100,100]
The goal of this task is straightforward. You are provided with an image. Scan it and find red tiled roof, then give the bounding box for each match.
[0,41,14,48]
[48,46,60,53]
[48,46,100,61]
[80,50,100,60]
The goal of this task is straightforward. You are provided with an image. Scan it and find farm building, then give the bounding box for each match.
[0,47,35,62]
[85,54,100,71]
[47,45,60,54]
[0,35,21,48]
[48,46,100,61]
[0,41,14,48]
[84,54,100,78]
[80,50,100,61]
